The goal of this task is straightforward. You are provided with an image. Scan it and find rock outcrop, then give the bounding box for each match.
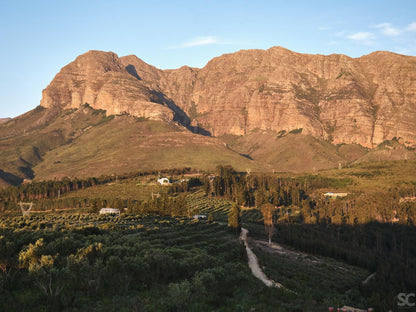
[0,118,11,124]
[41,47,416,148]
[40,51,174,122]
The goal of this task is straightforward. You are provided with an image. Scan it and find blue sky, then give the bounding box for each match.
[1,0,415,118]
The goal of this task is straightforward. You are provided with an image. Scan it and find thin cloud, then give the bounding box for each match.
[372,21,416,36]
[182,36,219,48]
[348,32,376,44]
[373,23,401,36]
[169,36,231,49]
[407,22,416,32]
[394,47,411,55]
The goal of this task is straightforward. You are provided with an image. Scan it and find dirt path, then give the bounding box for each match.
[362,272,376,285]
[240,228,284,288]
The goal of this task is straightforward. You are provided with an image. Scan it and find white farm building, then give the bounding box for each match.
[157,177,170,185]
[99,208,120,215]
[324,192,348,199]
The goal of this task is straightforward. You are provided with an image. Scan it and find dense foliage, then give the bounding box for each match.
[0,214,266,311]
[0,162,415,310]
[203,165,416,311]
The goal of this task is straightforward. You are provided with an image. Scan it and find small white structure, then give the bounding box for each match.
[399,196,416,203]
[157,177,170,185]
[19,202,34,218]
[193,214,207,220]
[99,208,120,215]
[324,192,348,199]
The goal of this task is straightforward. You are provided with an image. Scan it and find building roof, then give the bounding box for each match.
[157,177,170,184]
[99,208,120,214]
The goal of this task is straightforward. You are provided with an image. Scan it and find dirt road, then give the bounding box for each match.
[240,228,284,288]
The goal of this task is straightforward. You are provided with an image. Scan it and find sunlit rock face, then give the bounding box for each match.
[41,48,416,148]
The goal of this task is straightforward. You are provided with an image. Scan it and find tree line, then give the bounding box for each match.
[0,168,196,212]
[205,165,416,226]
[204,165,306,208]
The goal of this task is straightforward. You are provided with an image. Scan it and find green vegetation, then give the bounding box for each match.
[186,190,233,222]
[200,164,416,311]
[188,101,198,120]
[0,161,415,311]
[0,197,370,311]
[252,243,368,308]
[0,214,267,311]
[228,203,242,234]
[288,128,303,135]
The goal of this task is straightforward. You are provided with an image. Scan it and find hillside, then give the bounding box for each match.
[0,105,261,184]
[33,111,260,180]
[223,130,346,172]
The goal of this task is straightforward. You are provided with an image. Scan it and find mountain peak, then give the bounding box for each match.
[72,50,122,71]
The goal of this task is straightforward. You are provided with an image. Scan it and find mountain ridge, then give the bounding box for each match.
[40,47,416,148]
[1,46,415,186]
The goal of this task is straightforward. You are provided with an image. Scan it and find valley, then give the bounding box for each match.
[0,161,415,311]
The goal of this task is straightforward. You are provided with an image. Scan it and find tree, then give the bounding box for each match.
[228,203,241,234]
[261,203,275,244]
[168,280,192,311]
[19,239,67,308]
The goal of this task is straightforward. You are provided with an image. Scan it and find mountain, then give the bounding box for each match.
[1,47,415,186]
[41,47,416,148]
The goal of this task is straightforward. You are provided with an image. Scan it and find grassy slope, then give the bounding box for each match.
[353,139,415,164]
[0,106,108,184]
[317,159,416,192]
[225,130,415,174]
[34,114,260,180]
[337,143,368,162]
[225,130,346,172]
[2,106,414,187]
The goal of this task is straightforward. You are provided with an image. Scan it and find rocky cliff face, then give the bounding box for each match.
[41,47,416,148]
[40,51,174,121]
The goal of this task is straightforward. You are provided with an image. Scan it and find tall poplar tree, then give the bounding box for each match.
[228,203,241,235]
